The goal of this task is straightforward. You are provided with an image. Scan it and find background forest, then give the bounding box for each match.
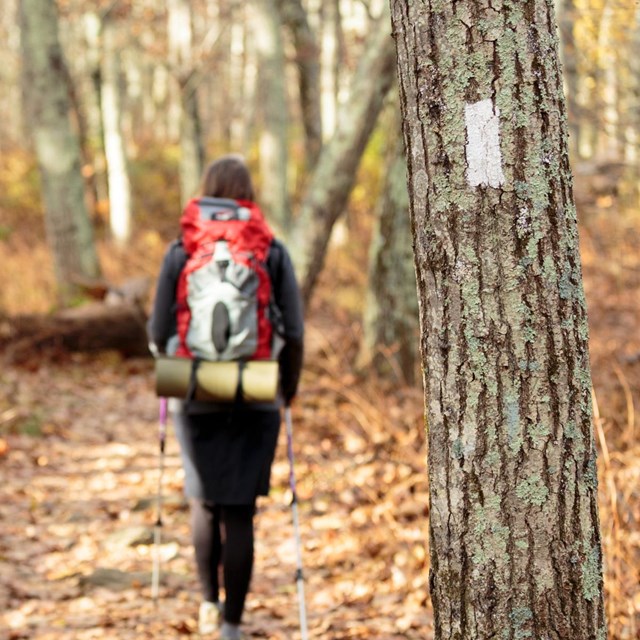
[0,0,639,639]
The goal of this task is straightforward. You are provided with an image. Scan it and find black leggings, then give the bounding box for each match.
[191,500,255,624]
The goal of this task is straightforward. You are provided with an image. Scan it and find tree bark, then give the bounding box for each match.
[2,303,149,363]
[100,16,133,246]
[320,0,339,141]
[179,82,205,201]
[0,0,21,149]
[596,1,619,160]
[82,11,110,217]
[20,0,101,303]
[390,1,607,638]
[229,4,258,154]
[557,0,580,159]
[276,0,323,171]
[359,103,418,384]
[622,2,640,208]
[252,0,291,229]
[290,11,397,307]
[168,0,205,204]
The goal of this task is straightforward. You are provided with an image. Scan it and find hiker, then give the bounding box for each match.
[149,154,304,639]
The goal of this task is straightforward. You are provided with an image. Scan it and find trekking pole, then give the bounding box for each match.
[151,397,168,604]
[284,406,309,640]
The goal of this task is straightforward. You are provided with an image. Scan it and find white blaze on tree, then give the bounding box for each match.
[464,99,505,188]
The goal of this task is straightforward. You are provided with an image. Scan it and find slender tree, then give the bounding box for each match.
[167,0,205,204]
[595,1,619,160]
[100,14,132,246]
[623,2,640,207]
[252,0,290,228]
[289,9,397,305]
[320,0,340,141]
[81,11,109,216]
[276,0,323,171]
[358,103,418,384]
[557,0,580,159]
[20,0,101,302]
[0,0,21,148]
[390,1,607,638]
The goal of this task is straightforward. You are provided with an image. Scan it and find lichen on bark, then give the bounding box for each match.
[391,0,607,636]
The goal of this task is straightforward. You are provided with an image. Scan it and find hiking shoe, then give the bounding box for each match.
[198,600,223,634]
[220,621,242,640]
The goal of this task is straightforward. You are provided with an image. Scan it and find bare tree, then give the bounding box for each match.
[100,13,133,246]
[358,103,418,384]
[20,0,101,302]
[289,10,397,306]
[276,0,322,171]
[390,0,607,637]
[251,0,290,228]
[557,0,580,159]
[168,0,205,204]
[0,0,22,148]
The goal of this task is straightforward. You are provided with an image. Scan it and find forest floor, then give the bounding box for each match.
[1,194,639,639]
[0,322,431,640]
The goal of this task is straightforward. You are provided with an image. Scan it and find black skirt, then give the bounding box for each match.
[173,408,281,505]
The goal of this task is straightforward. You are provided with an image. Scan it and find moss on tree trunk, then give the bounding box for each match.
[390,0,607,637]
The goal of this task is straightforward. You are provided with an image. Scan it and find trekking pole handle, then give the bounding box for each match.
[159,396,168,426]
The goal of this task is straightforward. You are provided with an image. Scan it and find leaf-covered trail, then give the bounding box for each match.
[0,326,432,639]
[3,205,640,639]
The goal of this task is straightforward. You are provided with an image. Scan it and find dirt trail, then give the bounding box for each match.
[1,206,639,639]
[0,330,432,640]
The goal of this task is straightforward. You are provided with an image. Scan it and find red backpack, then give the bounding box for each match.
[175,197,275,361]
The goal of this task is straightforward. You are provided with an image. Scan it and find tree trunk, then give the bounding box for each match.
[2,303,149,363]
[252,0,291,229]
[168,0,205,204]
[622,2,640,208]
[358,103,418,384]
[208,0,233,148]
[0,0,21,148]
[290,11,397,307]
[100,16,133,246]
[276,0,323,172]
[229,5,258,155]
[390,1,607,638]
[557,0,580,159]
[179,83,205,201]
[320,0,339,140]
[20,0,101,303]
[596,1,619,160]
[83,11,110,217]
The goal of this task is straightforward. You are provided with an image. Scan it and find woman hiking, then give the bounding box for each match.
[149,154,304,639]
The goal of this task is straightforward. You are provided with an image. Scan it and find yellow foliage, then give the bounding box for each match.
[0,240,55,314]
[0,148,42,227]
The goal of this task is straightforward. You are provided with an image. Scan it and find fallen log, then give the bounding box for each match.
[1,302,150,364]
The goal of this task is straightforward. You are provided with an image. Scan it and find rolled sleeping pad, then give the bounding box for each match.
[155,356,279,403]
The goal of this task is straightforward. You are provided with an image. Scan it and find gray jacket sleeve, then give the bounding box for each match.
[267,240,304,403]
[149,240,187,353]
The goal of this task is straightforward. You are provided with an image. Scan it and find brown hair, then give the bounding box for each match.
[198,154,256,201]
